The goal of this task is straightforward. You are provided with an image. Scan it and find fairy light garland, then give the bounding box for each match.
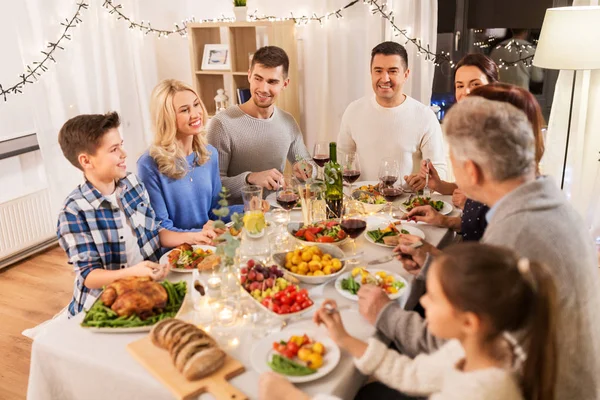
[0,2,88,102]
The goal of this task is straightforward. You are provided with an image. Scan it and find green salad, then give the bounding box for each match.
[403,196,444,212]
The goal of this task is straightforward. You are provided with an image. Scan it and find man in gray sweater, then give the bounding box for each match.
[207,46,311,204]
[358,97,600,399]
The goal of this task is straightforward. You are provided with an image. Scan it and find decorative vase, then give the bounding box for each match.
[233,6,248,22]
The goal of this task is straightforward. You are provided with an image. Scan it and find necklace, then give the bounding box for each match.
[188,155,197,182]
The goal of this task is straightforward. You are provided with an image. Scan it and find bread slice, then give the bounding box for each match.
[170,330,214,360]
[151,319,183,348]
[168,325,198,351]
[174,337,216,371]
[164,323,192,349]
[181,347,226,381]
[157,319,187,349]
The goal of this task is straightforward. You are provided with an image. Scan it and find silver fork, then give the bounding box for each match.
[280,305,351,329]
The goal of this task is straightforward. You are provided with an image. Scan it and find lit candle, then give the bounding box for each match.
[207,276,221,289]
[219,308,234,324]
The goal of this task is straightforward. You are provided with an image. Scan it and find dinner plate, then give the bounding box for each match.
[250,329,340,383]
[334,269,408,301]
[266,192,301,210]
[365,221,425,248]
[398,198,453,215]
[159,245,217,273]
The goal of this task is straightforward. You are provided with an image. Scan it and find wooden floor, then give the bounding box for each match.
[0,246,72,400]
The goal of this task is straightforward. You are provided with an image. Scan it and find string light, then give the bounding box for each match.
[0,2,88,102]
[472,32,539,68]
[102,0,234,38]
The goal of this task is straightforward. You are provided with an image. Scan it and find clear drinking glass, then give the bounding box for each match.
[241,185,263,212]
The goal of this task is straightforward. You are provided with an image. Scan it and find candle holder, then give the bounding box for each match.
[206,274,222,299]
[210,299,239,327]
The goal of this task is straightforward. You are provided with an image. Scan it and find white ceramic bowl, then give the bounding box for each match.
[272,243,347,284]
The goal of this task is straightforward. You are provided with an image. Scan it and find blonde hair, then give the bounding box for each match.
[148,79,210,179]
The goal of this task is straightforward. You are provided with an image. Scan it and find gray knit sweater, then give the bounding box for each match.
[376,177,600,400]
[206,105,311,204]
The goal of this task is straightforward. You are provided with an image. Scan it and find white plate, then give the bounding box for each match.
[334,269,408,301]
[266,192,301,210]
[398,198,453,215]
[159,245,217,273]
[250,329,340,383]
[365,222,425,248]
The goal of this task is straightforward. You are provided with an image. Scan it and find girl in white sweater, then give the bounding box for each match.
[260,243,558,400]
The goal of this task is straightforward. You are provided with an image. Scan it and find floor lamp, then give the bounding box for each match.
[533,6,600,190]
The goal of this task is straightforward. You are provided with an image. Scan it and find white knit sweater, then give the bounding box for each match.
[314,339,523,400]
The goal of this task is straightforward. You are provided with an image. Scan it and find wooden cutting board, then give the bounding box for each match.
[127,335,247,400]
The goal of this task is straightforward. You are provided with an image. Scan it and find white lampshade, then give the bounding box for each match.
[533,6,600,70]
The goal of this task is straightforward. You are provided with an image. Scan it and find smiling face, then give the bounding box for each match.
[455,65,489,102]
[81,128,127,182]
[370,54,410,105]
[173,90,204,138]
[248,63,289,109]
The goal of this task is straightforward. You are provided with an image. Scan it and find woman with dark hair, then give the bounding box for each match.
[454,53,499,102]
[409,82,546,242]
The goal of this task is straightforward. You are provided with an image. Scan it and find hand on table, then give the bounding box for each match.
[357,285,391,326]
[313,299,350,345]
[259,372,310,400]
[292,160,313,182]
[452,189,467,210]
[406,205,445,227]
[247,169,284,191]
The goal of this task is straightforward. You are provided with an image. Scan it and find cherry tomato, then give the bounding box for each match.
[337,230,347,239]
[304,231,316,242]
[272,304,281,314]
[282,349,295,359]
[302,334,312,345]
[317,236,335,243]
[325,221,338,228]
[286,341,300,355]
[285,285,297,294]
[282,295,294,306]
[301,300,312,309]
[296,292,307,303]
[280,304,291,314]
[291,304,302,313]
[294,229,306,237]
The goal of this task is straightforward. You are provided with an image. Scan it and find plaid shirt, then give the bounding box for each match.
[57,173,162,316]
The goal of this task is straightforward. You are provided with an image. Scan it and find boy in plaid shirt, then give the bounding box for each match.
[57,112,216,316]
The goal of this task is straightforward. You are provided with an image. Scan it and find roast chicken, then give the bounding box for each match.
[99,276,168,319]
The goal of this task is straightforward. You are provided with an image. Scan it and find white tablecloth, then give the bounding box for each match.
[27,195,458,400]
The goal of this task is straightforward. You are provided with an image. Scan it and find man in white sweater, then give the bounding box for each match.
[337,41,447,184]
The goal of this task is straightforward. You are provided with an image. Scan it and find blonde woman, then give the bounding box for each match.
[137,79,242,245]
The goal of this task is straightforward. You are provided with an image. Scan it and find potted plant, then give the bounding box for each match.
[233,0,248,22]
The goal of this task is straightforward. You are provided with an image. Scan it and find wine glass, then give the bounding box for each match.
[379,157,400,215]
[275,175,299,226]
[342,151,361,197]
[312,141,330,181]
[340,201,367,265]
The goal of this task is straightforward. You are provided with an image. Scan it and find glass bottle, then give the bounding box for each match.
[324,142,343,219]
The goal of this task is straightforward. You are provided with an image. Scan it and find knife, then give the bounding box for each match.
[366,241,424,265]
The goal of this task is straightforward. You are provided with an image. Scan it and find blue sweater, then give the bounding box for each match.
[137,146,242,232]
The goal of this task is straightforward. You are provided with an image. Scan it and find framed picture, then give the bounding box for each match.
[201,44,231,71]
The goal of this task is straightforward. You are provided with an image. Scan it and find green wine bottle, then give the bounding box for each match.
[324,142,343,219]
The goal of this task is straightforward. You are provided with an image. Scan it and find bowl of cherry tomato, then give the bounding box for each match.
[254,285,315,318]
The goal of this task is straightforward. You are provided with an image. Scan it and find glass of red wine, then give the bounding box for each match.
[340,201,366,265]
[342,151,361,198]
[379,157,400,215]
[276,175,299,226]
[312,141,330,181]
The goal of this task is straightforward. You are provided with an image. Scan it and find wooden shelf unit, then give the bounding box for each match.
[187,21,299,120]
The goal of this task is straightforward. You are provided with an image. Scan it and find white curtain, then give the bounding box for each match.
[542,0,600,245]
[0,0,158,212]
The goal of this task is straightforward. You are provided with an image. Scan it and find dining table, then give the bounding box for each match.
[26,193,459,400]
